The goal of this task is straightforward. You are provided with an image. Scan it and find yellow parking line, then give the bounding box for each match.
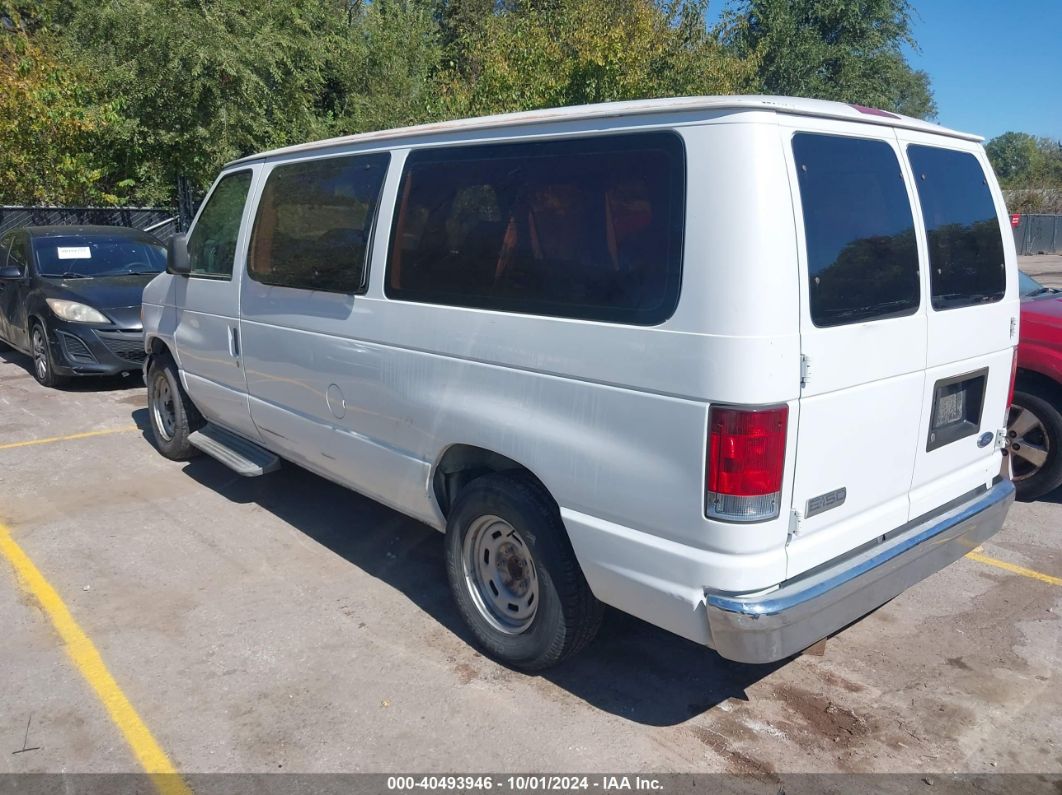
[0,524,191,795]
[967,550,1062,587]
[0,426,139,451]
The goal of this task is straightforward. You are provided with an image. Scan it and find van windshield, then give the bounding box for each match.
[34,235,167,278]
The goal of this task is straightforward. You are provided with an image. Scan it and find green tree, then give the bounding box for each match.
[987,131,1062,211]
[723,0,937,119]
[986,131,1041,184]
[333,0,447,134]
[0,3,121,204]
[445,0,756,117]
[61,0,353,203]
[52,0,449,203]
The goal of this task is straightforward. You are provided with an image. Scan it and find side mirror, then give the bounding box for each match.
[0,265,23,280]
[167,233,191,276]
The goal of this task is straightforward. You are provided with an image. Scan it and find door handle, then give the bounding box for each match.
[228,326,240,360]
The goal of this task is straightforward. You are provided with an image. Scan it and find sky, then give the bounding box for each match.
[705,1,1062,143]
[904,0,1062,141]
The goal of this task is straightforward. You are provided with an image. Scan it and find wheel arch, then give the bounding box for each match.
[1015,367,1062,406]
[143,334,178,375]
[431,444,554,519]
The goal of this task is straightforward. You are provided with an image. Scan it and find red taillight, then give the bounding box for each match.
[706,405,788,522]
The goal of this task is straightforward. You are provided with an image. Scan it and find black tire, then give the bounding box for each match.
[445,472,603,671]
[1008,388,1062,502]
[29,321,69,388]
[146,355,203,460]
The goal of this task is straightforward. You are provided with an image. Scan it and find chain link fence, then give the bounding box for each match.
[0,206,179,241]
[1013,214,1062,256]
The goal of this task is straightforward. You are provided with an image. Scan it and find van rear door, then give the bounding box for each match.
[780,119,928,577]
[897,132,1017,518]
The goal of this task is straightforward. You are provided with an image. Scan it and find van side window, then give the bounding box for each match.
[188,170,253,279]
[248,153,390,293]
[906,146,1005,310]
[386,133,685,325]
[793,133,920,328]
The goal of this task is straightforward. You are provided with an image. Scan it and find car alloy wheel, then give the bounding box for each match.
[31,326,48,382]
[1007,403,1050,482]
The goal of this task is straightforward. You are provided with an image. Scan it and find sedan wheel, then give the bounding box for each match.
[32,326,48,382]
[1008,403,1050,482]
[1007,389,1062,501]
[29,324,67,388]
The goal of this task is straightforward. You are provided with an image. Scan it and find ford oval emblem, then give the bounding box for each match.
[977,431,994,448]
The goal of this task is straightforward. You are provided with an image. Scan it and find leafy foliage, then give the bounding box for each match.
[443,0,756,116]
[1,0,941,205]
[986,131,1062,213]
[0,4,120,204]
[723,0,936,119]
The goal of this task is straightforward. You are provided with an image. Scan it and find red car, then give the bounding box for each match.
[1009,272,1062,500]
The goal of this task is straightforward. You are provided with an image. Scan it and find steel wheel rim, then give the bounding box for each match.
[151,374,177,442]
[462,514,539,635]
[32,328,47,381]
[1008,404,1050,481]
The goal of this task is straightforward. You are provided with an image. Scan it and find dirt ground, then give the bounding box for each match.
[0,343,1059,785]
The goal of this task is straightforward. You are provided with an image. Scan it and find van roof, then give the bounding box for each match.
[226,95,981,167]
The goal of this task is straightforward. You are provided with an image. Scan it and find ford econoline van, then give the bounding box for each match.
[142,96,1018,670]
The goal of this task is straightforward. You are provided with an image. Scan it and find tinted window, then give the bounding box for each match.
[249,153,390,293]
[0,233,13,269]
[33,235,165,277]
[188,171,252,278]
[907,145,1005,310]
[9,234,31,274]
[793,133,920,327]
[386,133,684,325]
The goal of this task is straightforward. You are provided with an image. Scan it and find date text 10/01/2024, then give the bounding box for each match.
[386,776,664,791]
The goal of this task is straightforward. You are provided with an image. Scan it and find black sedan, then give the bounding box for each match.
[0,225,166,387]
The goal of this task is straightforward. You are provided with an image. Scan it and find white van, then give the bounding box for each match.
[142,96,1018,670]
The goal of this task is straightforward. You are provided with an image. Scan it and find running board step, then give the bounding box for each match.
[188,424,280,477]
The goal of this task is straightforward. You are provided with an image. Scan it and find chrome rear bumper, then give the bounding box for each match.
[706,479,1015,664]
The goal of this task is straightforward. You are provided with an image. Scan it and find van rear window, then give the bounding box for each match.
[794,133,920,328]
[906,145,1005,310]
[385,133,685,325]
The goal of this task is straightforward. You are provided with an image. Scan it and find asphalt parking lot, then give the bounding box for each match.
[1,318,1060,782]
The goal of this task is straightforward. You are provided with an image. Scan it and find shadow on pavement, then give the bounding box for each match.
[160,441,782,727]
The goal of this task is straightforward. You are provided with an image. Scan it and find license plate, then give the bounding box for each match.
[934,388,965,427]
[927,369,987,452]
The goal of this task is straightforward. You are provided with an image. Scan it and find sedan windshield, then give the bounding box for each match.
[33,235,166,278]
[1019,270,1059,299]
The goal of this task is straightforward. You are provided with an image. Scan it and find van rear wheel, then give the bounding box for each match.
[445,472,603,671]
[147,356,202,460]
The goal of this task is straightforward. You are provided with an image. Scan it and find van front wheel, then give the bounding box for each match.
[445,473,603,671]
[147,357,202,460]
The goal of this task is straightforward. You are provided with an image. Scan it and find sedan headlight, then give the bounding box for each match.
[45,299,110,324]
